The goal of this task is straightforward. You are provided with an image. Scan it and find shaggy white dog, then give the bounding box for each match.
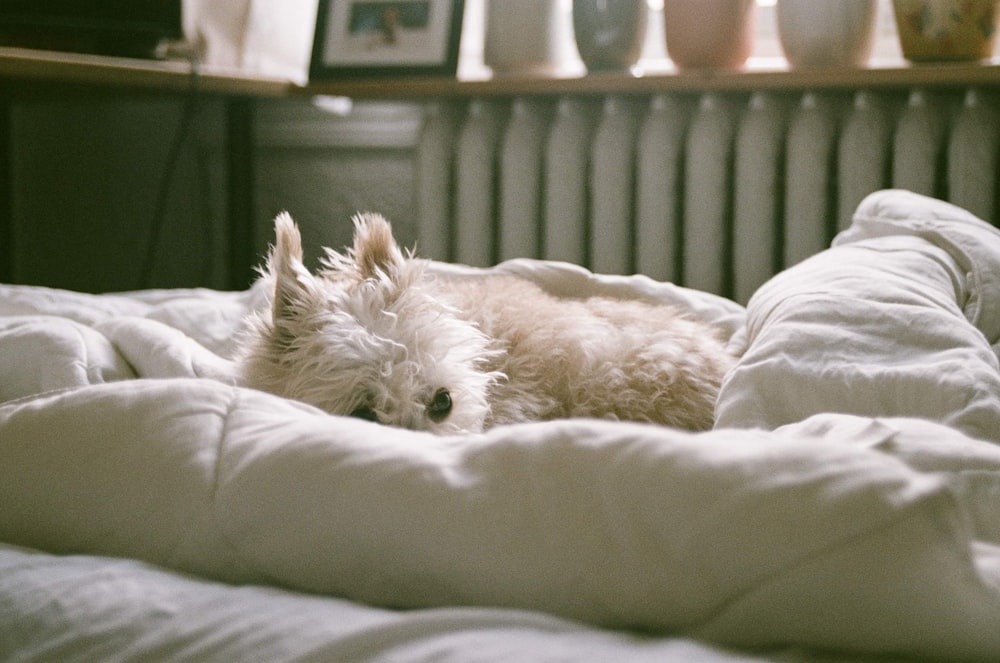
[237,212,733,434]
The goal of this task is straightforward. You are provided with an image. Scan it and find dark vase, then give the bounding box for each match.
[572,0,648,71]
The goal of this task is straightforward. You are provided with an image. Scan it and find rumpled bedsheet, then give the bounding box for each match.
[2,381,1000,660]
[2,190,1000,661]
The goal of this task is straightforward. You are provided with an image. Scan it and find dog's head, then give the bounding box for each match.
[239,212,499,434]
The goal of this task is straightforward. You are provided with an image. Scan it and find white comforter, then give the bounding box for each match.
[2,190,1000,662]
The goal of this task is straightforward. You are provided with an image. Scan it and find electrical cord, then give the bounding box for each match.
[137,46,202,289]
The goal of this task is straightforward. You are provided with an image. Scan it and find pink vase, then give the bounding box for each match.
[663,0,757,70]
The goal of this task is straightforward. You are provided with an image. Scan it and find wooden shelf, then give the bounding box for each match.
[0,46,294,96]
[300,59,1000,99]
[1,46,998,100]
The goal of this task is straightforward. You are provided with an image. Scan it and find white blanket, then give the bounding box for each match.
[718,189,1000,443]
[2,190,1000,661]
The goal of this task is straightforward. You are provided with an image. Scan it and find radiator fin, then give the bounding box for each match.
[636,95,691,284]
[499,99,552,262]
[838,91,899,232]
[590,96,644,275]
[415,101,463,262]
[453,100,507,267]
[543,98,600,266]
[892,90,950,200]
[733,92,788,305]
[948,89,1000,224]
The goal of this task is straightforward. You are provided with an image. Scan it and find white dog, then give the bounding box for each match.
[237,212,734,434]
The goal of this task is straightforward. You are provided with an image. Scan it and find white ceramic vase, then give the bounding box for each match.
[483,0,574,74]
[777,0,877,69]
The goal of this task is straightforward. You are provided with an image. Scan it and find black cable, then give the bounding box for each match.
[138,50,202,289]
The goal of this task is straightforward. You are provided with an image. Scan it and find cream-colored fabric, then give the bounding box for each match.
[2,380,1000,660]
[717,190,1000,443]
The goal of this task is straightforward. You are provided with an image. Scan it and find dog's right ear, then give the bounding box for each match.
[267,212,317,326]
[351,212,406,282]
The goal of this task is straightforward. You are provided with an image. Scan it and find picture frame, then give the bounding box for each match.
[310,0,466,80]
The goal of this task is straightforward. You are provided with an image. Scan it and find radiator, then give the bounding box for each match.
[415,87,999,303]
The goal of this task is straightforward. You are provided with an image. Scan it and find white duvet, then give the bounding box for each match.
[2,190,1000,662]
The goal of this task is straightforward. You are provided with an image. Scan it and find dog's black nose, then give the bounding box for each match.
[350,405,379,422]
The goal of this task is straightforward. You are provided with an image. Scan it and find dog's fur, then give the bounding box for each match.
[236,212,734,434]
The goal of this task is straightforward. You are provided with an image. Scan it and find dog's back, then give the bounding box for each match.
[437,274,733,430]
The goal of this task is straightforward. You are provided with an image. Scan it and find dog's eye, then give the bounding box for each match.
[426,388,452,422]
[350,405,379,422]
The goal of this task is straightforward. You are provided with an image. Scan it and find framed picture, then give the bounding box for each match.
[310,0,465,80]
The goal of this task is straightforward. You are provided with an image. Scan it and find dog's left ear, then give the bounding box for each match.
[350,212,406,281]
[267,212,318,326]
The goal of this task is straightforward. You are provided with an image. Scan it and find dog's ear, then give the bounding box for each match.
[350,212,406,281]
[267,212,317,325]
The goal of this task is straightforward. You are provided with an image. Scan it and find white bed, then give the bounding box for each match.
[2,189,1000,662]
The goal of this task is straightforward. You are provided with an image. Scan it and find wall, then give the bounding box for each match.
[252,98,424,271]
[8,95,229,292]
[3,95,423,292]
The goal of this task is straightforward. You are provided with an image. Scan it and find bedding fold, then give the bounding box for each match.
[0,542,802,663]
[0,316,136,403]
[839,189,1000,351]
[2,379,1000,660]
[716,189,1000,442]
